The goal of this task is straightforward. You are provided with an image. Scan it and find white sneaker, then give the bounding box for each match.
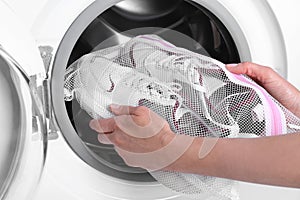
[64,53,180,119]
[122,35,241,136]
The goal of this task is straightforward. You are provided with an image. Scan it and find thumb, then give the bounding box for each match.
[225,63,246,75]
[226,62,279,84]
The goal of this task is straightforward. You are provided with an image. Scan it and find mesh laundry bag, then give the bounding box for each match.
[64,35,300,200]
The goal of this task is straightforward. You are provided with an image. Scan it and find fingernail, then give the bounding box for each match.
[89,120,99,130]
[110,104,121,110]
[226,63,239,67]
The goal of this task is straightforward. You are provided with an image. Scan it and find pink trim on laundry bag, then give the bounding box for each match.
[233,74,283,136]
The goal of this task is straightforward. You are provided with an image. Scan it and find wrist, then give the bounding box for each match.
[164,136,204,173]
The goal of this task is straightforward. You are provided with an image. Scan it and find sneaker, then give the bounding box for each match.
[64,53,180,119]
[122,35,241,136]
[123,35,206,92]
[64,35,242,136]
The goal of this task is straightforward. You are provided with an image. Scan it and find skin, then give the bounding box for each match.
[89,62,300,188]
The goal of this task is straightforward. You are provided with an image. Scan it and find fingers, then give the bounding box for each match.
[89,118,116,145]
[89,105,149,135]
[225,62,300,117]
[97,133,113,145]
[226,63,245,74]
[225,62,277,84]
[89,118,116,133]
[90,105,165,144]
[110,105,153,128]
[226,62,262,76]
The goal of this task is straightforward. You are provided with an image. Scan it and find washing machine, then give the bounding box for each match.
[1,0,300,199]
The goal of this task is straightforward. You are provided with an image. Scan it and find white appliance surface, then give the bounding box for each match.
[1,0,300,200]
[268,0,300,88]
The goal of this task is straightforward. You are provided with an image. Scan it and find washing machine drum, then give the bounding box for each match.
[51,0,296,198]
[61,0,243,184]
[64,34,300,200]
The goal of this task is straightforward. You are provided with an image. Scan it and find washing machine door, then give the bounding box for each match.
[0,3,47,200]
[0,47,47,200]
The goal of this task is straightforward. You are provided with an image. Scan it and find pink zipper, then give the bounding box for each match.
[233,74,283,136]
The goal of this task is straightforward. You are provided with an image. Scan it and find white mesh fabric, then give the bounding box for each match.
[64,35,300,200]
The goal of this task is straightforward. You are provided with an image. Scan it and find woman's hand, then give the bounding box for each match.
[226,62,300,118]
[89,105,194,171]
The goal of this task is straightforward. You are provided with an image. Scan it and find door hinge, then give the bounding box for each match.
[30,45,59,140]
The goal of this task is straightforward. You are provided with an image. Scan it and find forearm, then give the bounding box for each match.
[167,133,300,188]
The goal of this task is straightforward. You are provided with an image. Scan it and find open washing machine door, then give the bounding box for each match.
[0,2,48,200]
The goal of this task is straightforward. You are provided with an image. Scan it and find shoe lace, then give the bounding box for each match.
[147,53,205,92]
[122,72,183,104]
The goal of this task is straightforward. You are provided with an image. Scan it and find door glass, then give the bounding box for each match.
[0,55,23,197]
[0,49,46,200]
